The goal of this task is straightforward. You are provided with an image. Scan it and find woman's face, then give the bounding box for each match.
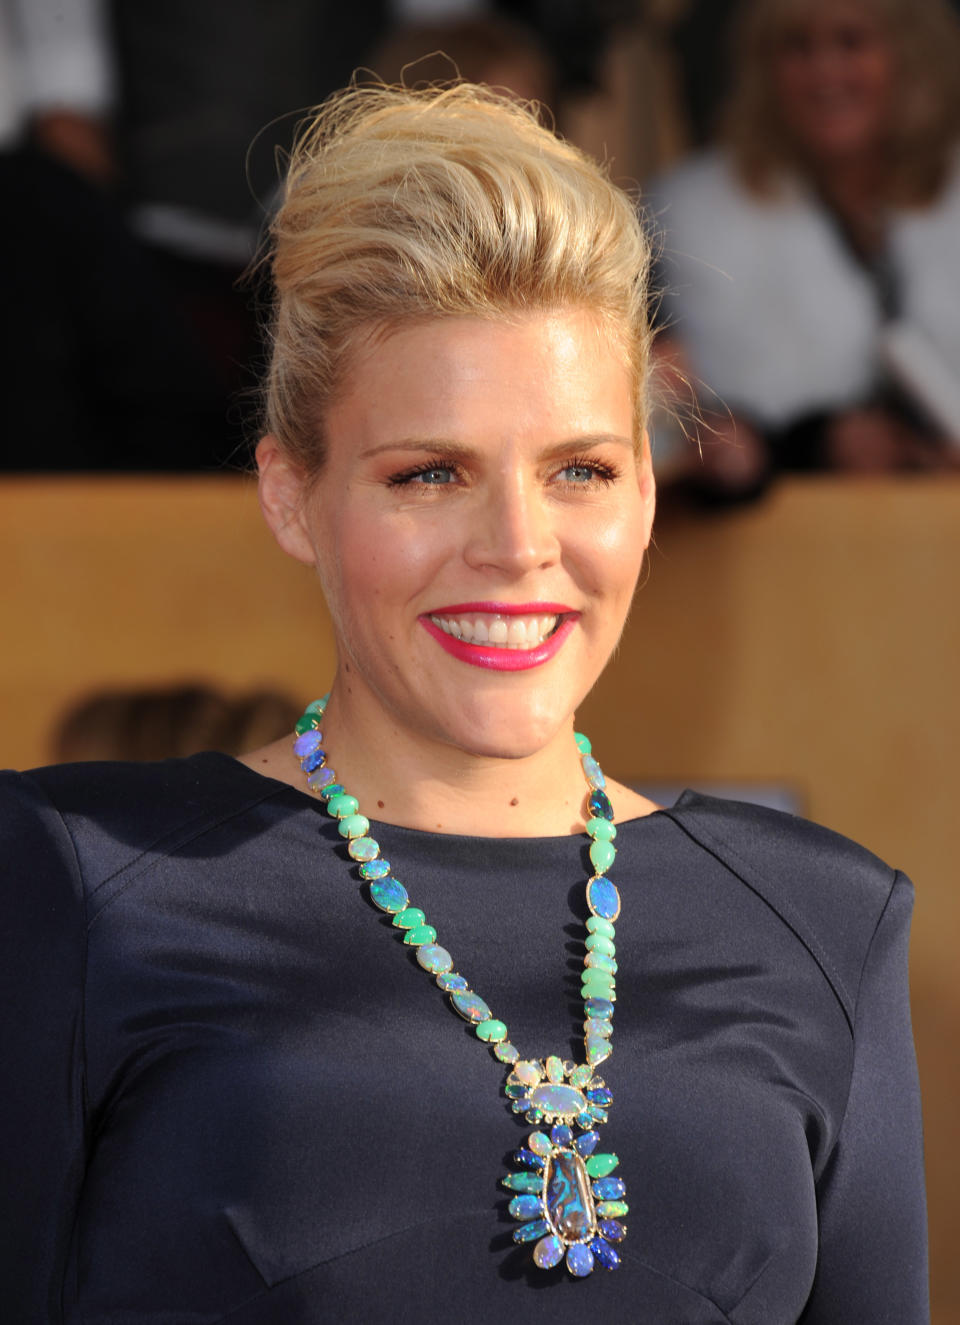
[264,310,654,760]
[770,3,896,164]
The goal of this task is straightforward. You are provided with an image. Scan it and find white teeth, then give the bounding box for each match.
[430,612,560,649]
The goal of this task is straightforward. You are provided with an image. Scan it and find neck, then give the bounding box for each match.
[317,681,589,837]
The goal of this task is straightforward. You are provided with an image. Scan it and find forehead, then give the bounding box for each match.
[325,310,636,456]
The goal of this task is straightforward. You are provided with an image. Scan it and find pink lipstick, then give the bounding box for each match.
[419,602,578,672]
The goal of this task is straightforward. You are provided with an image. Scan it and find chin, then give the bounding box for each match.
[441,692,577,762]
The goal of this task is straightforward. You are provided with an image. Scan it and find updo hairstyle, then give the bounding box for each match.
[263,82,652,474]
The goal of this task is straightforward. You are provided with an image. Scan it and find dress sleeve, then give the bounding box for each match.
[0,772,88,1324]
[800,870,929,1324]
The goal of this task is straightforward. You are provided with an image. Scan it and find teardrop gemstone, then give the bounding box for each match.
[508,1194,543,1220]
[502,1172,543,1193]
[566,1242,595,1277]
[513,1219,549,1244]
[590,1236,621,1271]
[586,877,621,921]
[574,1130,600,1157]
[529,1084,587,1121]
[544,1151,597,1241]
[584,1152,619,1178]
[533,1234,565,1269]
[589,788,614,820]
[369,879,408,913]
[450,991,491,1023]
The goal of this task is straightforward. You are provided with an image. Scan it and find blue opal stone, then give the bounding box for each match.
[450,991,492,1023]
[590,1237,620,1271]
[592,1177,626,1200]
[545,1151,595,1241]
[300,747,326,773]
[416,944,453,974]
[359,859,391,880]
[584,997,614,1021]
[307,766,336,790]
[587,1087,613,1106]
[369,879,409,914]
[599,1219,626,1242]
[574,1130,599,1157]
[513,1219,549,1244]
[576,1110,596,1128]
[502,1172,542,1193]
[505,1084,531,1100]
[318,782,344,801]
[588,788,614,820]
[533,1234,565,1269]
[514,1149,545,1170]
[530,1083,587,1120]
[293,730,323,757]
[550,1124,573,1148]
[508,1194,543,1220]
[436,972,469,992]
[566,1243,595,1277]
[586,877,620,921]
[581,755,605,789]
[590,1106,609,1125]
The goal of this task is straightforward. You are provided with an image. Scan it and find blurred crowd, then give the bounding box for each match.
[2,0,960,499]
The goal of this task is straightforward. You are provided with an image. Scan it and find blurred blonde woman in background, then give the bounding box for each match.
[653,0,960,499]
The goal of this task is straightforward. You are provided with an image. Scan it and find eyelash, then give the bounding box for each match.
[386,455,622,488]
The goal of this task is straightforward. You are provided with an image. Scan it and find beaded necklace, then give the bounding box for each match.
[293,694,627,1278]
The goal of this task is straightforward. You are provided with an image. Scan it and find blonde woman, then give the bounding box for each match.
[1,84,927,1322]
[653,0,960,494]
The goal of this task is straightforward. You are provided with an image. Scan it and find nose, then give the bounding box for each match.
[462,473,560,577]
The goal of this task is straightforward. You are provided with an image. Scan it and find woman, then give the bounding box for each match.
[652,0,960,496]
[1,84,927,1322]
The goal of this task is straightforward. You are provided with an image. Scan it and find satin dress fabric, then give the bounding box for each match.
[0,755,928,1324]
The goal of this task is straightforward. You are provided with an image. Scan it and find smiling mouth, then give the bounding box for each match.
[428,611,564,650]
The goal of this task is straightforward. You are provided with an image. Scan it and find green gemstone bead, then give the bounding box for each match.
[585,1153,619,1178]
[393,907,425,929]
[404,924,437,945]
[584,952,617,974]
[574,732,592,755]
[585,934,616,957]
[586,817,617,841]
[337,813,370,839]
[326,793,359,819]
[597,1200,628,1218]
[347,837,379,861]
[476,1018,508,1043]
[589,839,617,873]
[305,696,328,714]
[582,984,615,1003]
[295,714,319,734]
[581,974,615,996]
[586,916,615,939]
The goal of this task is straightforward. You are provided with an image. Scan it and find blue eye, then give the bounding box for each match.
[415,467,455,484]
[561,465,597,483]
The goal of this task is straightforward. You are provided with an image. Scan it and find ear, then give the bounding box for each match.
[637,431,657,549]
[256,436,317,567]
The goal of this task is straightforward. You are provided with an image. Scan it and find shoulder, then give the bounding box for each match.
[661,790,906,1029]
[0,754,290,897]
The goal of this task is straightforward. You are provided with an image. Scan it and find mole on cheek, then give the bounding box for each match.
[510,797,519,807]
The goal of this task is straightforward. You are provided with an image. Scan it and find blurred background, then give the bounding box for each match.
[1,0,958,1317]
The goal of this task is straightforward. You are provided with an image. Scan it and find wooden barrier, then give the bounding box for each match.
[1,474,958,1320]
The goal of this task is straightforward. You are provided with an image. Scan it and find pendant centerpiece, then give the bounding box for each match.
[504,1055,613,1128]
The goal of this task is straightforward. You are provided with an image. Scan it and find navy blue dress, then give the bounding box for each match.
[0,756,928,1323]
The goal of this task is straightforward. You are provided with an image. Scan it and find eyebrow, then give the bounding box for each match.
[358,434,635,462]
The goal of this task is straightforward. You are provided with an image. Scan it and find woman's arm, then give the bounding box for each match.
[0,772,88,1324]
[800,871,929,1323]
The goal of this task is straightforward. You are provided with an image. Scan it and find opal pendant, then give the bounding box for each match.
[502,1062,625,1276]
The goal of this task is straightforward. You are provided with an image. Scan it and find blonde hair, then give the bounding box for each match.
[724,0,960,205]
[263,82,652,471]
